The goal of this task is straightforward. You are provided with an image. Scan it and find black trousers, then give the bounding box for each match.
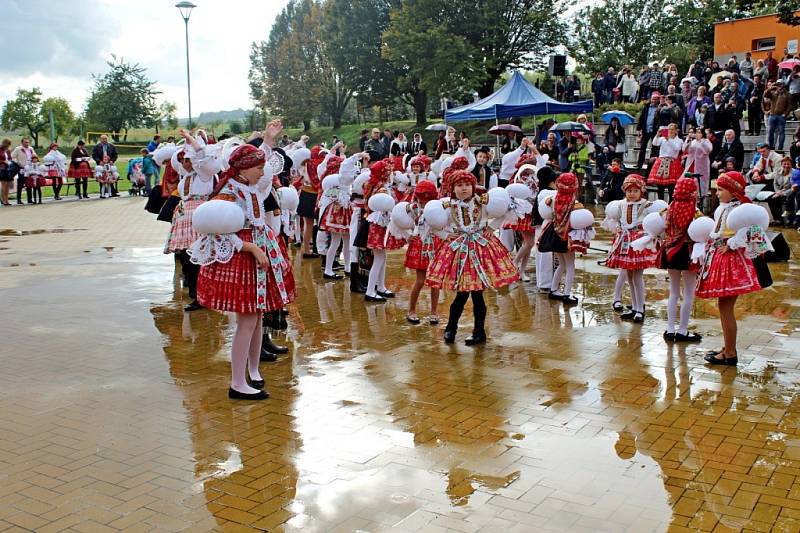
[446,290,487,334]
[656,184,674,201]
[636,131,655,169]
[74,178,88,198]
[176,251,199,300]
[748,107,763,135]
[16,174,30,203]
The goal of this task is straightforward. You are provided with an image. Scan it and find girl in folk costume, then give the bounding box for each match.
[538,173,588,305]
[164,130,219,312]
[503,158,541,282]
[314,148,344,270]
[189,140,297,400]
[363,160,405,302]
[43,143,66,200]
[68,140,92,199]
[388,180,442,325]
[694,171,772,366]
[657,177,705,342]
[95,156,119,198]
[292,144,322,258]
[398,154,435,203]
[23,155,47,204]
[318,152,360,279]
[648,123,683,200]
[426,170,520,345]
[603,175,658,322]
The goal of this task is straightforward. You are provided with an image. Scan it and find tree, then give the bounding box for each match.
[154,101,178,133]
[776,1,800,26]
[40,97,75,142]
[1,88,48,148]
[84,57,160,142]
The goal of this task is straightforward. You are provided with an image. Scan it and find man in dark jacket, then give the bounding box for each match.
[704,93,732,133]
[636,93,661,169]
[92,134,119,196]
[591,73,604,107]
[712,129,744,171]
[603,68,617,103]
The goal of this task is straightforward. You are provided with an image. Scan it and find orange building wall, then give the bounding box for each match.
[714,12,800,63]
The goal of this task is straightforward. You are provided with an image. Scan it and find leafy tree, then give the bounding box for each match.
[1,88,48,148]
[40,97,75,142]
[84,57,160,142]
[776,2,799,26]
[230,121,244,135]
[156,101,178,132]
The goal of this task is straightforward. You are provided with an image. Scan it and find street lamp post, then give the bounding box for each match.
[176,1,196,128]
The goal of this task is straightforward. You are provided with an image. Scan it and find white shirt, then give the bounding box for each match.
[652,136,683,159]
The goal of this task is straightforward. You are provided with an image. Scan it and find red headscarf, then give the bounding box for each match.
[447,170,477,198]
[515,153,536,170]
[364,160,390,200]
[321,155,343,179]
[622,174,645,192]
[663,177,697,260]
[212,144,265,197]
[410,154,431,171]
[413,179,437,201]
[717,171,750,204]
[553,172,578,239]
[439,156,470,198]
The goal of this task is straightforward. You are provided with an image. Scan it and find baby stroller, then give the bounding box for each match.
[127,157,145,196]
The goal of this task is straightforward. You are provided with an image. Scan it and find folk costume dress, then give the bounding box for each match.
[503,162,539,233]
[164,147,217,254]
[43,148,66,187]
[190,174,297,314]
[426,194,519,292]
[657,178,704,272]
[605,201,658,269]
[68,147,92,179]
[648,135,683,187]
[402,181,442,271]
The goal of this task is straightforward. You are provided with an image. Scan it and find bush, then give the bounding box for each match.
[597,102,645,117]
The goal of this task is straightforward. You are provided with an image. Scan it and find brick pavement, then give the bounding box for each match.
[0,197,799,532]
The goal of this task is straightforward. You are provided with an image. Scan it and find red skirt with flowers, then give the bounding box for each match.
[368,223,406,250]
[695,241,760,299]
[426,227,519,292]
[68,162,92,179]
[197,227,296,314]
[503,212,534,232]
[320,204,352,233]
[648,157,682,186]
[405,235,442,271]
[606,228,657,269]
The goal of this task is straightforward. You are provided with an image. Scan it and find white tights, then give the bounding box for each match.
[626,269,646,313]
[551,252,575,296]
[613,270,627,303]
[230,312,263,394]
[324,232,350,275]
[667,270,697,335]
[366,249,387,297]
[500,229,515,252]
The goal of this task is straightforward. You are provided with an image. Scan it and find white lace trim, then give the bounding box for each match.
[188,233,244,266]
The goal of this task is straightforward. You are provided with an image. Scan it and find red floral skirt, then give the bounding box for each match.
[404,235,442,270]
[426,228,519,292]
[68,163,92,179]
[368,223,406,250]
[503,212,534,232]
[606,228,657,269]
[197,227,297,314]
[696,244,760,299]
[320,204,352,233]
[648,157,682,186]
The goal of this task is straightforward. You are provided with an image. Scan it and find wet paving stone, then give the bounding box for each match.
[1,197,799,532]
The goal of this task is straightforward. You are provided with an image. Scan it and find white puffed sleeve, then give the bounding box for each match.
[192,148,222,182]
[188,200,246,265]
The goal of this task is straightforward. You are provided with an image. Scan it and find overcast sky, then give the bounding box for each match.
[0,0,290,118]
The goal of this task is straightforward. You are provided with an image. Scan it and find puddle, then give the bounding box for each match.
[0,228,87,236]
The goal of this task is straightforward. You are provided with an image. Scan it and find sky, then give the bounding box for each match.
[0,0,290,119]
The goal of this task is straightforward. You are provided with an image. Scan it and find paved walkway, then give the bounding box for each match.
[0,198,799,532]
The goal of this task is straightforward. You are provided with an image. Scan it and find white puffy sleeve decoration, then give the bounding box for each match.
[568,208,597,245]
[725,203,773,258]
[193,147,222,182]
[688,216,715,262]
[188,200,246,265]
[600,200,622,232]
[631,211,665,252]
[499,147,523,182]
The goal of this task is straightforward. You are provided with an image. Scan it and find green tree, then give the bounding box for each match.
[0,88,48,148]
[40,97,75,142]
[155,101,178,133]
[84,57,160,142]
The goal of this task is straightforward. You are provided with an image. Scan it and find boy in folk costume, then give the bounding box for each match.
[43,143,66,200]
[348,157,372,294]
[603,175,658,322]
[23,155,47,204]
[164,130,219,312]
[95,156,119,198]
[695,172,772,366]
[425,170,519,345]
[189,127,297,400]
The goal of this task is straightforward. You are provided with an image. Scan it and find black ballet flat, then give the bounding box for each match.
[548,291,563,300]
[620,310,636,320]
[365,294,386,302]
[674,332,702,343]
[228,388,269,400]
[183,300,204,312]
[632,312,644,323]
[376,290,395,298]
[704,354,738,366]
[443,330,457,344]
[262,337,288,355]
[562,295,579,305]
[663,331,676,342]
[260,349,278,362]
[465,332,486,346]
[249,379,265,389]
[612,301,624,312]
[350,284,367,294]
[323,273,343,280]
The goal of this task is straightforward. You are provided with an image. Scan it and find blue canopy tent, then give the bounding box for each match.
[445,71,593,122]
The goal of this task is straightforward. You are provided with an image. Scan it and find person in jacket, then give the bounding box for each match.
[687,85,711,128]
[704,92,732,133]
[0,138,13,206]
[617,68,639,103]
[10,137,37,204]
[604,117,626,158]
[409,133,427,155]
[713,129,745,172]
[592,73,605,107]
[636,93,662,170]
[92,135,119,196]
[764,156,794,224]
[765,80,793,151]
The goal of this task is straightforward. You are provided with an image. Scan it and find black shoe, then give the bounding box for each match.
[612,301,624,312]
[562,295,578,305]
[620,310,636,320]
[259,349,278,362]
[674,331,702,343]
[663,331,676,342]
[278,309,288,330]
[443,330,457,344]
[704,354,738,366]
[350,282,367,294]
[323,272,343,280]
[465,332,486,346]
[249,378,265,389]
[332,261,344,270]
[263,311,281,330]
[548,291,563,300]
[303,252,320,259]
[365,294,386,302]
[632,312,644,323]
[183,300,203,312]
[262,336,288,354]
[228,387,269,400]
[17,201,23,205]
[376,290,395,298]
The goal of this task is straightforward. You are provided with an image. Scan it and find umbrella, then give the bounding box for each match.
[425,123,448,131]
[778,58,800,70]
[601,111,635,126]
[549,121,591,133]
[488,124,522,135]
[709,71,731,87]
